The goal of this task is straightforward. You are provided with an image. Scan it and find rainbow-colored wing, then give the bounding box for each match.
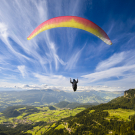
[27,16,112,45]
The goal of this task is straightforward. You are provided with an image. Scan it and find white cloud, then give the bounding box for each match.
[81,50,135,90]
[0,81,124,91]
[0,22,8,37]
[0,1,50,69]
[77,85,124,91]
[96,52,125,71]
[82,64,135,82]
[96,51,135,72]
[65,50,81,70]
[34,73,70,86]
[44,31,67,71]
[66,43,86,70]
[0,0,134,92]
[17,65,27,78]
[102,74,135,90]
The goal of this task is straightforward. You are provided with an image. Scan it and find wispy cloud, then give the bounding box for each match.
[66,42,86,70]
[33,73,69,86]
[0,81,124,91]
[65,49,82,70]
[81,49,135,90]
[17,65,27,78]
[96,52,126,71]
[0,0,67,76]
[0,0,134,91]
[82,64,135,82]
[0,22,8,36]
[44,31,66,71]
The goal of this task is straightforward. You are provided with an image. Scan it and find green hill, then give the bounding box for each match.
[0,89,134,135]
[55,101,99,109]
[109,88,135,109]
[0,104,87,135]
[55,101,70,108]
[2,105,39,117]
[44,89,135,135]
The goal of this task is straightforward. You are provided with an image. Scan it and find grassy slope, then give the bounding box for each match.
[45,106,135,135]
[0,89,134,135]
[104,108,135,121]
[44,89,135,135]
[0,105,85,135]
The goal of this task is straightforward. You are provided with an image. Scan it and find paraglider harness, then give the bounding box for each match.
[70,79,78,92]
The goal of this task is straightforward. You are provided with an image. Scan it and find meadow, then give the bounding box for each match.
[0,106,85,135]
[104,108,135,122]
[1,106,135,134]
[26,107,85,135]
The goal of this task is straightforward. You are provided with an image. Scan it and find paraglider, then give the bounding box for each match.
[27,16,112,92]
[70,78,78,92]
[27,16,112,45]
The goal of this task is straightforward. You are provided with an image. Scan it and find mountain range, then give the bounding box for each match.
[0,89,134,134]
[0,89,124,111]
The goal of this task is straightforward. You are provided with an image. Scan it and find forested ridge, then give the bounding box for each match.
[45,89,135,135]
[0,89,134,135]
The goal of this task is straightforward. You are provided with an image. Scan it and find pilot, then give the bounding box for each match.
[70,78,78,92]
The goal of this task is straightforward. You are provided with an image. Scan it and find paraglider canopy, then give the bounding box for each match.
[27,16,112,45]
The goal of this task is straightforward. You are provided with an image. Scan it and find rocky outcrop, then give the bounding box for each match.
[124,89,135,97]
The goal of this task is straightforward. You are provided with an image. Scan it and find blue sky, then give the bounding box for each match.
[0,0,135,91]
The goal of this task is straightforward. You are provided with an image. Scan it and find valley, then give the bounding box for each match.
[0,105,85,135]
[1,89,135,134]
[0,89,123,112]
